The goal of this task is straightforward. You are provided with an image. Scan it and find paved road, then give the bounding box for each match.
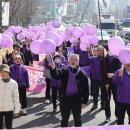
[13,93,128,128]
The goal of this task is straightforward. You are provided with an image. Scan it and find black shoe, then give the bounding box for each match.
[100,105,105,110]
[91,105,97,111]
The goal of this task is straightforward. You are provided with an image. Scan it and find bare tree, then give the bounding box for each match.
[9,0,38,26]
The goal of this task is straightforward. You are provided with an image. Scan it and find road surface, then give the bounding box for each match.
[13,93,128,128]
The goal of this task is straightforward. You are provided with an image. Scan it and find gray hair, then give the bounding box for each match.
[68,54,79,62]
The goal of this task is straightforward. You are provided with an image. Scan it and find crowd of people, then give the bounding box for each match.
[0,38,130,129]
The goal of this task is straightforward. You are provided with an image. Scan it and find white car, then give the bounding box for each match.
[96,30,111,45]
[121,28,130,37]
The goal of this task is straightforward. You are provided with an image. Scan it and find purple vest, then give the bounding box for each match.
[113,69,130,104]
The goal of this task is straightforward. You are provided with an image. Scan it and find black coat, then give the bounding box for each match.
[105,55,121,74]
[23,49,33,66]
[50,67,89,104]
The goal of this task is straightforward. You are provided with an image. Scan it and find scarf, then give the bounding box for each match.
[66,66,80,96]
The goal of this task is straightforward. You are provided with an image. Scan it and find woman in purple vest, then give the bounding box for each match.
[51,55,65,113]
[50,54,89,127]
[113,63,130,125]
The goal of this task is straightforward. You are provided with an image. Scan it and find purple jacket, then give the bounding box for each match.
[81,66,91,78]
[89,57,103,81]
[113,69,130,104]
[74,47,90,67]
[90,56,109,85]
[51,63,65,88]
[10,64,30,88]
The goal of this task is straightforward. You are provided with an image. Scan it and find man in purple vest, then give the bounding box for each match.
[89,46,109,112]
[113,63,130,125]
[50,54,89,127]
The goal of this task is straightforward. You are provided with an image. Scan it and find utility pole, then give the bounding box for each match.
[0,0,2,33]
[97,0,103,41]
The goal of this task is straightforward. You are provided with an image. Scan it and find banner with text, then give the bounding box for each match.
[25,61,46,93]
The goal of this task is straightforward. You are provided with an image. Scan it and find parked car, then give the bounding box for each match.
[123,32,130,44]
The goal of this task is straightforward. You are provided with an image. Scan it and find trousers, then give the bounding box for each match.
[52,87,61,109]
[45,78,51,100]
[92,80,105,106]
[60,98,82,127]
[0,111,13,129]
[117,102,130,125]
[18,88,27,109]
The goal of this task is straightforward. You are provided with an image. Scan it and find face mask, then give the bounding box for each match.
[55,58,61,64]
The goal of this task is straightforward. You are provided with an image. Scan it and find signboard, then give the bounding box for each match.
[2,2,10,26]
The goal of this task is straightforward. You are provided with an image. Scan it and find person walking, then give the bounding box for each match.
[7,51,18,66]
[10,55,29,115]
[51,55,65,112]
[13,44,25,64]
[113,63,130,125]
[0,64,20,129]
[89,46,109,111]
[105,53,121,122]
[50,54,89,127]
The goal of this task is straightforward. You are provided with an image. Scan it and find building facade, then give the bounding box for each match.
[30,0,99,25]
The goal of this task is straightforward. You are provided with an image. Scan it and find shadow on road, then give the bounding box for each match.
[14,94,115,128]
